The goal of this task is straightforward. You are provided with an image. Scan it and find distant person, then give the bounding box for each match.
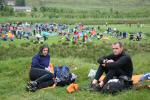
[136,32,142,41]
[92,42,133,88]
[97,26,100,31]
[26,45,55,92]
[129,34,134,40]
[123,32,127,38]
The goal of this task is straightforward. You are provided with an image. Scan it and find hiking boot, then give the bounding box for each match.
[26,84,32,91]
[90,83,102,92]
[28,81,37,87]
[26,81,38,92]
[26,85,37,92]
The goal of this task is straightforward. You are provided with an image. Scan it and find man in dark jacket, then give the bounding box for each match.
[92,42,133,87]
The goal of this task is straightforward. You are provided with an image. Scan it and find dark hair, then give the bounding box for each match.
[39,44,50,55]
[112,42,124,47]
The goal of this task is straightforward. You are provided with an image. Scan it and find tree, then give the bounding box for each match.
[0,0,4,11]
[33,7,38,12]
[15,0,26,6]
[0,6,14,16]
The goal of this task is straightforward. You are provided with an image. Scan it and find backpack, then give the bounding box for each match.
[101,79,125,94]
[101,76,133,95]
[54,66,75,86]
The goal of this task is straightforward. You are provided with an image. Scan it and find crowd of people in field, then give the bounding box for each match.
[0,22,66,43]
[0,22,144,44]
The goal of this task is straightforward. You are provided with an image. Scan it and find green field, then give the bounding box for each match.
[26,0,150,10]
[0,24,150,100]
[1,0,150,24]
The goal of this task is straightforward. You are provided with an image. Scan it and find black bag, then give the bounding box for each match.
[102,76,133,94]
[102,79,124,94]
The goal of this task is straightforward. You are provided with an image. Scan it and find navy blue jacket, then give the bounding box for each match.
[31,53,50,69]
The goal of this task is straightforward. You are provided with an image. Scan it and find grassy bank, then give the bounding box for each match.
[1,17,150,24]
[1,0,150,24]
[0,56,150,100]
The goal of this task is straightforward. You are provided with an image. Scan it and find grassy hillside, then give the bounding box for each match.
[26,0,150,18]
[1,0,150,24]
[26,0,150,15]
[26,0,150,10]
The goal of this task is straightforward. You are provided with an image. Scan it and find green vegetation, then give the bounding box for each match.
[0,6,14,16]
[16,0,26,6]
[0,56,150,100]
[0,0,150,24]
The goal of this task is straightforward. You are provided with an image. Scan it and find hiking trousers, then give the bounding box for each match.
[94,65,125,84]
[29,67,54,89]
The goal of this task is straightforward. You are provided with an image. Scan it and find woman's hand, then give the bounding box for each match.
[45,66,54,73]
[45,67,50,71]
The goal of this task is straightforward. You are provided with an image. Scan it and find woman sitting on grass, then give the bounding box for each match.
[26,44,55,92]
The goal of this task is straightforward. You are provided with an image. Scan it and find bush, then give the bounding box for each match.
[20,42,31,47]
[16,12,27,17]
[0,41,150,62]
[0,6,14,16]
[32,7,38,12]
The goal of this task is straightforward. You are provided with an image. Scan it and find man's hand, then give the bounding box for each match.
[106,59,114,63]
[92,79,98,84]
[102,59,114,67]
[99,80,104,87]
[103,59,108,64]
[102,64,106,67]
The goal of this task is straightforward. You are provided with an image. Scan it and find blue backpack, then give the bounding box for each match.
[54,66,75,86]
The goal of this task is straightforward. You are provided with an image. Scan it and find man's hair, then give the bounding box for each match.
[39,44,49,55]
[112,42,124,47]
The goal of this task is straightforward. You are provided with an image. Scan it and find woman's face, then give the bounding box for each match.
[42,47,49,56]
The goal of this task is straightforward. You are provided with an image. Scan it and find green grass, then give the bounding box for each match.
[2,17,150,24]
[26,0,150,20]
[26,0,150,11]
[133,52,150,74]
[0,56,150,100]
[97,24,150,33]
[0,17,8,23]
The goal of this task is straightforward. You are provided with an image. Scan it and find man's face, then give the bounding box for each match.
[112,44,123,55]
[42,48,49,56]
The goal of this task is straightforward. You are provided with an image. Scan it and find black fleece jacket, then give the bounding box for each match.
[97,52,133,78]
